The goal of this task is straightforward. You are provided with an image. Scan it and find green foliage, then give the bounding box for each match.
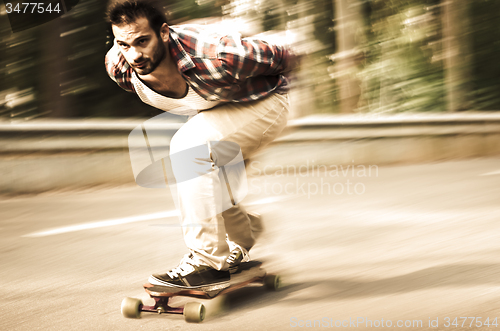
[2,0,500,118]
[470,0,500,110]
[357,0,445,113]
[165,0,223,24]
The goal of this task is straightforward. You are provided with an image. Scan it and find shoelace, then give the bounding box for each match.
[227,245,250,264]
[227,250,240,264]
[166,254,199,278]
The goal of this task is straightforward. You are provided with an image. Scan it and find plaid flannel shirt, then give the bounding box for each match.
[105,24,291,103]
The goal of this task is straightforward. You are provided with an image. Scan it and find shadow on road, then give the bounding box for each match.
[278,263,500,303]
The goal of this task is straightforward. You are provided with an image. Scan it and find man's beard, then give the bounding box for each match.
[133,41,166,75]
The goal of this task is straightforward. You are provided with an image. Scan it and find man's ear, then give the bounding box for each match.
[160,23,169,42]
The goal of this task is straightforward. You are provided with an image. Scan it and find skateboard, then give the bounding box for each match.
[121,261,281,323]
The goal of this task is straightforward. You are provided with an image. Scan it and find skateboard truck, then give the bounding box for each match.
[121,295,206,322]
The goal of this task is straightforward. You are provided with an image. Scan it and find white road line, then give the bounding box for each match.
[22,195,300,238]
[480,170,500,176]
[22,210,179,238]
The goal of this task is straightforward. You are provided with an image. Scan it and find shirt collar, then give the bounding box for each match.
[168,27,195,73]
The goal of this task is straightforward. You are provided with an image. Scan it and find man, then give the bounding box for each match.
[105,0,291,291]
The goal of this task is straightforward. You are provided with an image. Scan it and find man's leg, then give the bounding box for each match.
[223,205,266,272]
[223,205,255,251]
[149,93,289,289]
[200,93,289,264]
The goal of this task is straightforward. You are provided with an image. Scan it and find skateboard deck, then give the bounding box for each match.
[121,260,281,323]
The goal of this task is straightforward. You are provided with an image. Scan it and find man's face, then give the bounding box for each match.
[112,17,166,75]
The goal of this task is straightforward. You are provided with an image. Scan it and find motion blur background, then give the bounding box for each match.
[1,0,499,119]
[2,2,500,330]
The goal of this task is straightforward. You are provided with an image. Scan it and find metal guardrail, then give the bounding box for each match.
[1,112,500,152]
[1,113,500,194]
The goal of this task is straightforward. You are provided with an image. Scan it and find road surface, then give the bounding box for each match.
[2,158,500,330]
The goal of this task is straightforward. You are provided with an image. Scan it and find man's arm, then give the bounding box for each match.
[217,34,294,82]
[104,41,135,93]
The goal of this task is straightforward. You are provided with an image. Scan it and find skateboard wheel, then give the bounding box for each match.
[121,297,143,318]
[183,302,206,323]
[264,274,281,290]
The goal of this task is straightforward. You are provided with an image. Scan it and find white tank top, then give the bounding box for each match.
[131,71,221,116]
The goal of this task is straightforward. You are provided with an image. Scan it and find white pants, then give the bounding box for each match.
[169,93,289,270]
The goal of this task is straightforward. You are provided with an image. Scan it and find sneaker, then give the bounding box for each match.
[148,254,230,292]
[226,241,250,274]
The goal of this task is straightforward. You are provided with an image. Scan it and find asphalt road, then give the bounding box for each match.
[2,158,500,330]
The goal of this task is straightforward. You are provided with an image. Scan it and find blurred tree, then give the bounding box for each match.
[356,0,445,114]
[334,0,363,113]
[469,0,500,111]
[38,18,69,117]
[262,0,287,31]
[441,0,473,112]
[165,0,223,24]
[285,0,337,115]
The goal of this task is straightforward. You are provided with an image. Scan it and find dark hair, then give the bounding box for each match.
[106,0,167,35]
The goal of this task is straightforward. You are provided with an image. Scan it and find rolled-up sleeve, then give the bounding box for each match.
[217,34,291,82]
